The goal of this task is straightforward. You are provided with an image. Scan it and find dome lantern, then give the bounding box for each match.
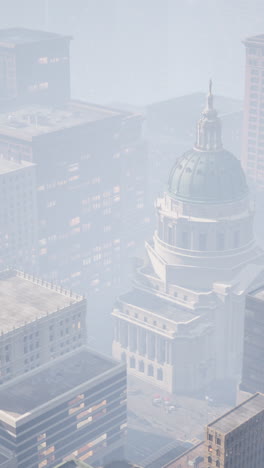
[195,80,223,152]
[168,83,248,204]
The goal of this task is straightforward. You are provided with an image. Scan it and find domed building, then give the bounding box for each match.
[112,84,264,394]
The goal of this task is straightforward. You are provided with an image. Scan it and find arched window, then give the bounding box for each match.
[130,356,136,368]
[148,364,154,376]
[139,360,144,372]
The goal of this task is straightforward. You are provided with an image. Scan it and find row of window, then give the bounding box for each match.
[122,353,164,380]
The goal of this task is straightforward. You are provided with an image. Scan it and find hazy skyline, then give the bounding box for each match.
[1,0,264,105]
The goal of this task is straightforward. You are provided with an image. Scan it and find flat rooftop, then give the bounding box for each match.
[208,393,264,434]
[0,270,83,334]
[0,100,123,141]
[0,347,118,421]
[244,34,264,46]
[119,289,195,323]
[0,27,71,48]
[0,156,34,175]
[55,461,92,468]
[249,286,264,302]
[164,443,204,468]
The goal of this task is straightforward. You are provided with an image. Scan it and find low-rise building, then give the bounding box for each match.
[0,269,86,383]
[0,346,127,468]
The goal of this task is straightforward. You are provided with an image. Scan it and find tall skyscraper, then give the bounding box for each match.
[0,28,71,107]
[0,156,37,272]
[112,85,264,394]
[0,27,149,302]
[239,286,264,397]
[242,34,264,189]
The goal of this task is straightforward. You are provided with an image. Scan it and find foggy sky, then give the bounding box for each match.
[0,0,264,105]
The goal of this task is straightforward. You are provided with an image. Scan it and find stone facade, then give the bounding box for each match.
[112,87,264,394]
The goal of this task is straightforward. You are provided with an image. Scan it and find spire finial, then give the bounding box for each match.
[195,80,222,151]
[209,78,212,96]
[207,78,214,110]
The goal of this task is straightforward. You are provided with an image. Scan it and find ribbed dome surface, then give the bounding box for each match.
[168,148,248,203]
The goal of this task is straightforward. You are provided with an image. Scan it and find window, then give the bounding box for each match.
[208,434,213,441]
[216,232,225,250]
[157,368,163,381]
[233,230,240,248]
[208,456,212,463]
[182,231,188,248]
[148,364,154,376]
[130,357,135,368]
[216,438,221,445]
[199,233,207,251]
[139,361,144,372]
[38,57,48,64]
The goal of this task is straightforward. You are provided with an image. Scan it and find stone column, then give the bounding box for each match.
[148,331,156,360]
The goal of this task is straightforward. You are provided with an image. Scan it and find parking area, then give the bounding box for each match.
[127,376,230,443]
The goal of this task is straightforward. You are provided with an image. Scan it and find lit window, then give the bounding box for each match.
[39,82,49,89]
[70,217,80,227]
[38,57,48,64]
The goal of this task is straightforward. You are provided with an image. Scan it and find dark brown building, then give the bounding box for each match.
[240,286,264,395]
[205,393,264,468]
[0,28,71,107]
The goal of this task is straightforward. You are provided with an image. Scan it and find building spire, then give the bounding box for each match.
[195,81,223,151]
[207,78,214,110]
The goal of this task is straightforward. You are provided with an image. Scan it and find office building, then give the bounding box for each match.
[0,28,71,108]
[239,286,264,397]
[0,269,86,383]
[112,85,264,394]
[242,34,264,189]
[0,445,16,468]
[0,347,127,468]
[0,100,147,294]
[0,156,37,272]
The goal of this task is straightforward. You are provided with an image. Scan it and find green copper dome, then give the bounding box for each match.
[168,148,248,203]
[168,82,248,204]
